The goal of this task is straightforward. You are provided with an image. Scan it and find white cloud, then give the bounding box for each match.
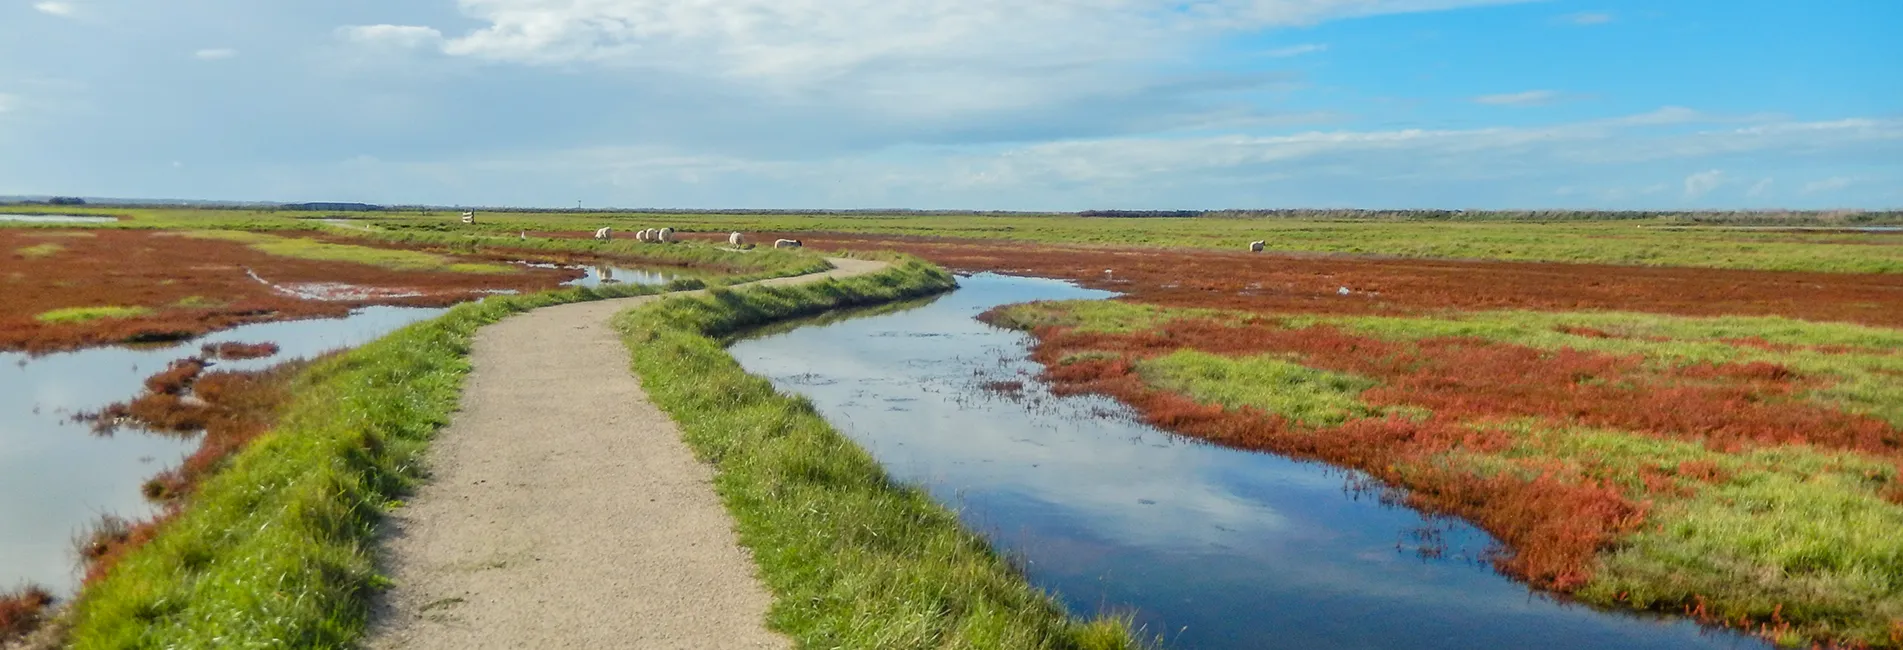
[337,24,446,50]
[32,1,75,17]
[1746,177,1773,198]
[1261,43,1328,58]
[346,0,1531,99]
[1559,12,1614,26]
[1803,177,1856,193]
[1683,169,1726,199]
[193,48,237,61]
[1473,90,1562,107]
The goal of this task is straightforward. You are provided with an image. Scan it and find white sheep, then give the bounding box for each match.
[658,227,675,243]
[634,229,650,242]
[728,232,745,247]
[774,238,803,249]
[642,228,659,243]
[1249,240,1265,252]
[594,227,613,241]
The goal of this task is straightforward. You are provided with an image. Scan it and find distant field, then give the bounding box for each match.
[4,205,1901,274]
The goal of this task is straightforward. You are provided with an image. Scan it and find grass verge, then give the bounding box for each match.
[613,258,1138,649]
[58,271,759,648]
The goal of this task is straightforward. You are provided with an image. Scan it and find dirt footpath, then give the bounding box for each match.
[366,258,887,649]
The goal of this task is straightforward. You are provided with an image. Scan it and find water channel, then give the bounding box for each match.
[728,273,1767,650]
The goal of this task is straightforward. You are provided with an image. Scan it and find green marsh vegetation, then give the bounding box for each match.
[34,306,155,324]
[6,204,1899,274]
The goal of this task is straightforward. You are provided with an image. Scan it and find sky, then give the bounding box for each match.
[0,0,1898,210]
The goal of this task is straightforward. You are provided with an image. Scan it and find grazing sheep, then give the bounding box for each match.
[728,232,745,247]
[519,230,527,240]
[658,227,675,243]
[642,228,659,242]
[1249,240,1265,252]
[594,227,613,241]
[774,238,803,249]
[634,229,650,242]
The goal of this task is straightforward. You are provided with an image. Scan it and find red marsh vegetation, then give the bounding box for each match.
[994,315,1902,592]
[0,229,583,353]
[0,585,55,644]
[726,233,1903,328]
[69,352,311,585]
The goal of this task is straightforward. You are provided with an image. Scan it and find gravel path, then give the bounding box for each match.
[366,258,888,649]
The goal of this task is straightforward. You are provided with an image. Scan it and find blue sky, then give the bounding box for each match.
[1,0,1897,210]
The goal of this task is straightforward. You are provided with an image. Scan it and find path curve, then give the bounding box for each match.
[366,258,889,649]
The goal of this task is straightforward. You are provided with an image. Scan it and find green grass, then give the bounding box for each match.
[5,204,1899,274]
[1136,350,1386,427]
[14,243,63,258]
[35,306,154,324]
[614,259,1138,650]
[175,230,520,274]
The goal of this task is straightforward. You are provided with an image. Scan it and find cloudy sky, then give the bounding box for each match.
[1,0,1897,209]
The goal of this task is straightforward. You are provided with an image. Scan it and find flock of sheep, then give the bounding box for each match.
[588,226,803,249]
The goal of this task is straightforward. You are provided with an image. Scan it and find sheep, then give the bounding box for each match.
[634,228,650,242]
[1249,240,1265,252]
[641,228,659,243]
[594,227,613,241]
[658,227,675,243]
[774,238,803,249]
[728,232,745,247]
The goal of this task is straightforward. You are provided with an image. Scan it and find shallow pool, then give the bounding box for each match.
[0,306,445,594]
[0,214,115,224]
[728,273,1766,650]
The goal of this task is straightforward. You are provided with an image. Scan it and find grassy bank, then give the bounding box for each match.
[60,274,724,648]
[986,299,1903,648]
[613,259,1138,649]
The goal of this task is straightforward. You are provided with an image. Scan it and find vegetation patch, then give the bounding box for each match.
[986,299,1903,648]
[1136,350,1386,427]
[176,230,518,274]
[14,243,63,258]
[34,306,153,324]
[614,259,1136,649]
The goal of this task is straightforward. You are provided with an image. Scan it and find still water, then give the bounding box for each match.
[0,214,115,223]
[728,273,1766,650]
[0,306,445,594]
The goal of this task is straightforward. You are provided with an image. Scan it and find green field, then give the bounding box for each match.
[5,205,1902,274]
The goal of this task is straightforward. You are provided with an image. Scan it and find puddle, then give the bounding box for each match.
[512,261,682,288]
[0,214,116,223]
[728,273,1768,650]
[0,306,445,594]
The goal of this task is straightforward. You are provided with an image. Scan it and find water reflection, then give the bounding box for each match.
[512,261,681,288]
[0,306,445,594]
[728,273,1766,650]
